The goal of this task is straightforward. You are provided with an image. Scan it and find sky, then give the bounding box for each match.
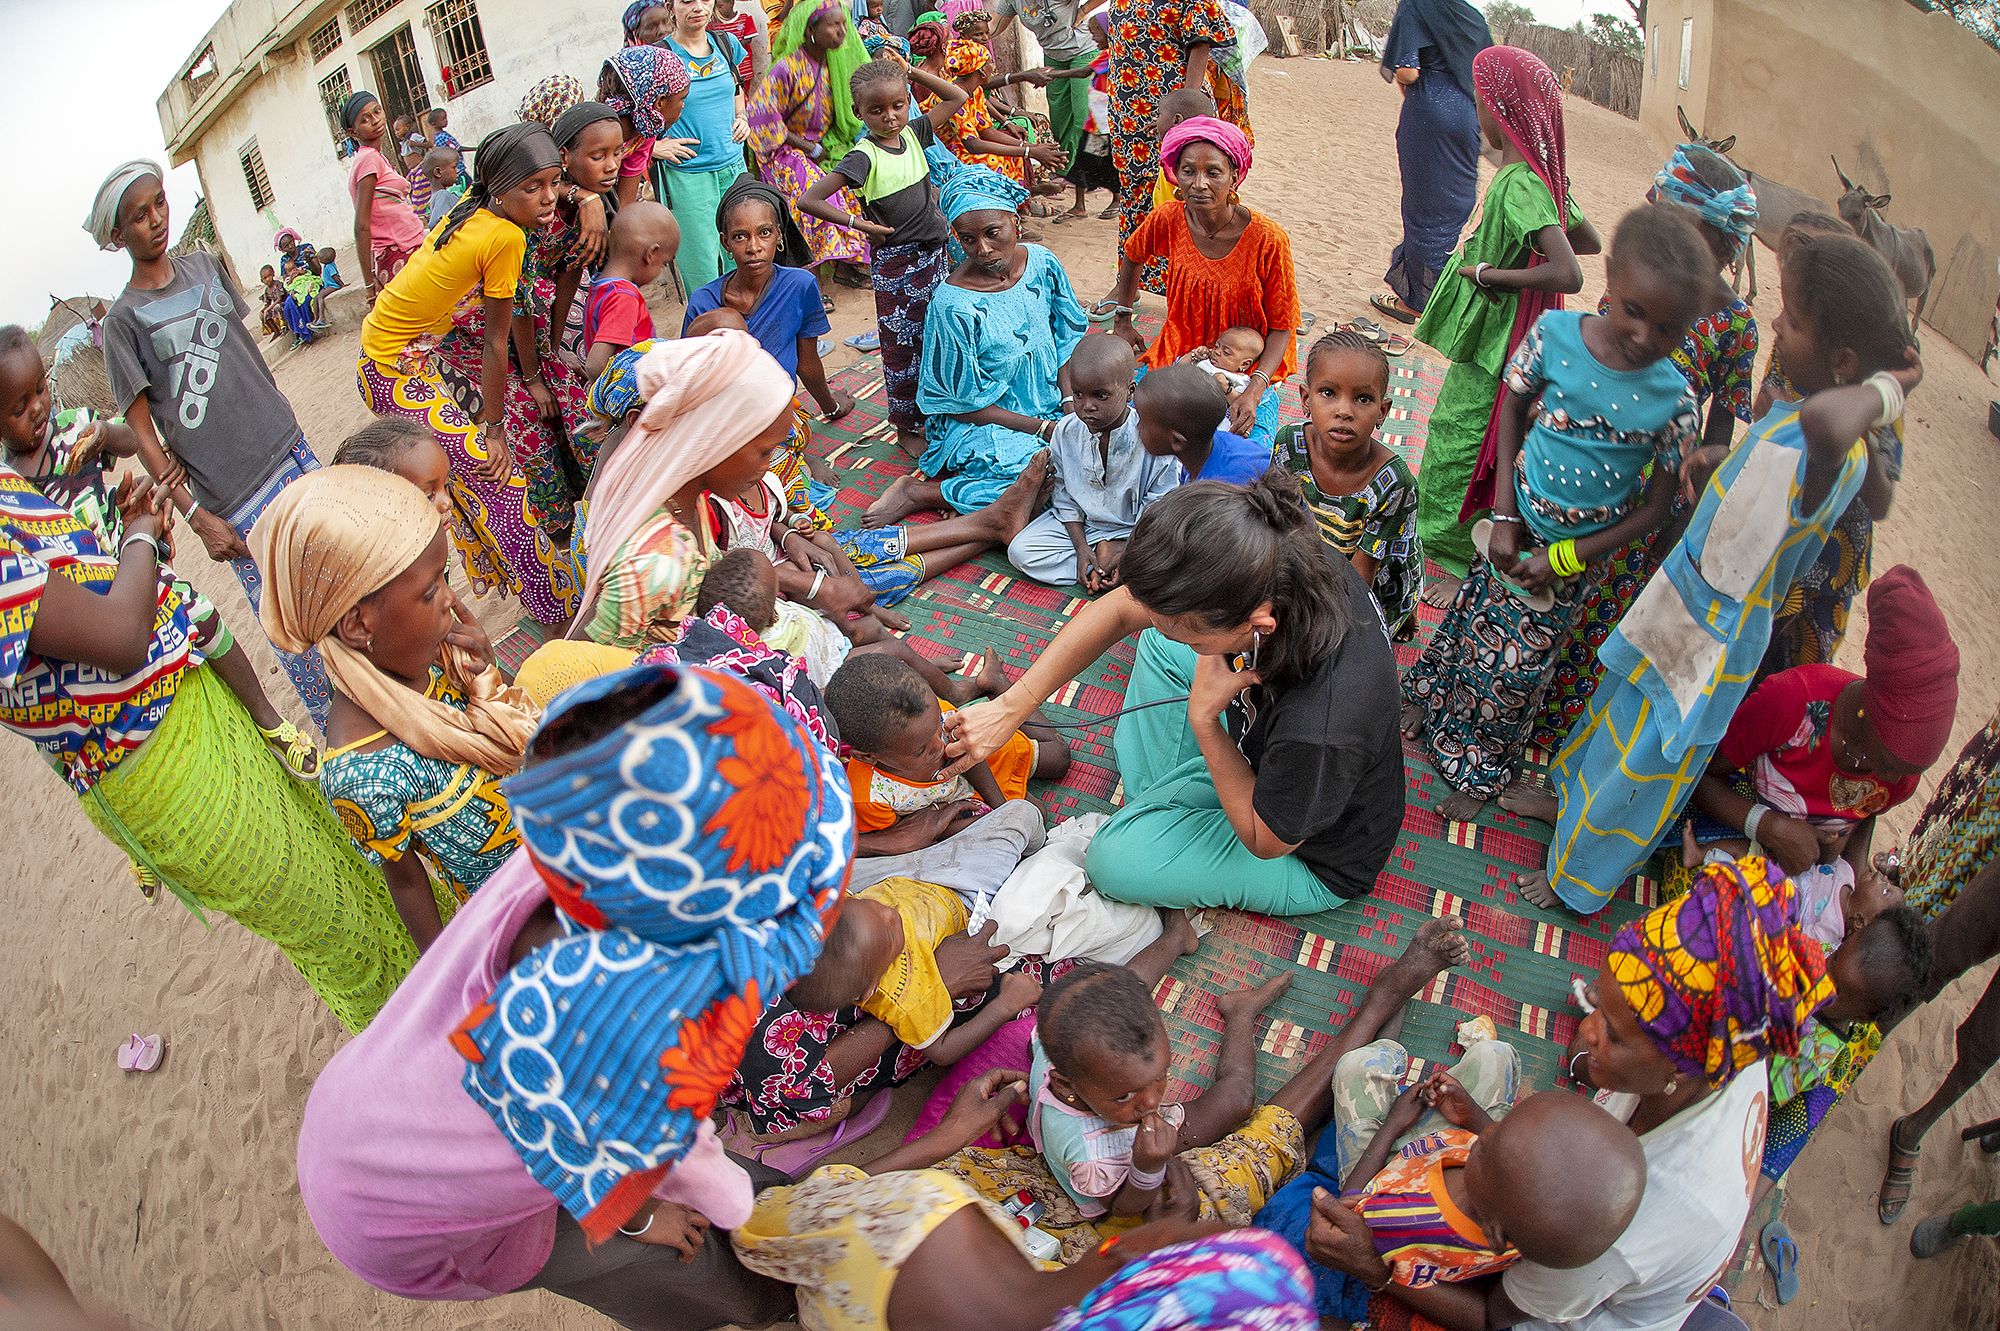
[4,0,1601,330]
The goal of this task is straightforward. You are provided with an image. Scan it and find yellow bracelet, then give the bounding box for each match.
[1550,539,1583,578]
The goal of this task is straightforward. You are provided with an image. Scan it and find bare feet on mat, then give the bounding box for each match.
[1385,915,1471,989]
[1400,702,1426,740]
[893,427,927,459]
[1158,908,1202,958]
[1512,872,1561,910]
[979,452,1051,541]
[1498,778,1557,825]
[862,475,938,528]
[1217,972,1293,1023]
[1420,572,1462,609]
[871,604,913,633]
[957,652,1013,702]
[1438,790,1486,823]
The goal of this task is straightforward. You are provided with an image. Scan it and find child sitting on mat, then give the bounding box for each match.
[824,652,1069,857]
[1005,334,1177,592]
[1133,362,1269,486]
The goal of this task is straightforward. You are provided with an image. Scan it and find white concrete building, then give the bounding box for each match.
[158,0,613,283]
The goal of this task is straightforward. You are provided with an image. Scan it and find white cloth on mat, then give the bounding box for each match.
[988,814,1163,965]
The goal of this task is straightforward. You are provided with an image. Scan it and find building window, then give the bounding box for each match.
[1650,25,1658,79]
[426,0,494,96]
[346,0,400,32]
[369,24,432,126]
[240,139,275,211]
[318,66,354,149]
[1678,17,1694,89]
[309,16,344,62]
[183,44,218,100]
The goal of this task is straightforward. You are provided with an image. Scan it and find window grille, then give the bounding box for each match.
[426,0,493,96]
[240,139,275,211]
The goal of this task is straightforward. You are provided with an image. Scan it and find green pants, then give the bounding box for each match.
[661,163,745,289]
[1044,51,1095,162]
[1084,630,1341,916]
[1413,358,1497,578]
[1949,1199,2000,1237]
[1325,1038,1518,1181]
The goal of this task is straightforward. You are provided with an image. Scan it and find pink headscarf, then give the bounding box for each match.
[1159,115,1253,187]
[577,329,795,616]
[1471,46,1568,225]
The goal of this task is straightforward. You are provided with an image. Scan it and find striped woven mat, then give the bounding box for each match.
[498,321,1652,1102]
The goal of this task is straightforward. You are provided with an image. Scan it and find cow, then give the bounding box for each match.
[1832,156,1935,334]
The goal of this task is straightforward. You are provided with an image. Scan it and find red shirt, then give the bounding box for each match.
[584,275,655,352]
[709,12,758,86]
[1718,663,1918,825]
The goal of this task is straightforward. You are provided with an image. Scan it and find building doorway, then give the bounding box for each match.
[367,24,432,132]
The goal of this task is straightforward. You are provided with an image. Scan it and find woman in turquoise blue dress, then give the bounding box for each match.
[864,165,1087,524]
[1514,233,1922,915]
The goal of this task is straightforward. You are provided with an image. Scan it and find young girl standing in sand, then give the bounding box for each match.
[1273,331,1424,638]
[255,465,541,951]
[1411,46,1599,604]
[1403,206,1708,824]
[1514,233,1922,913]
[357,124,575,627]
[342,92,430,300]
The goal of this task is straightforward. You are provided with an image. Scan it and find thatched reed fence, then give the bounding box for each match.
[1486,18,1643,119]
[36,298,116,418]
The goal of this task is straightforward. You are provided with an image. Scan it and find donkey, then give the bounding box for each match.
[1675,107,1760,299]
[1832,157,1935,332]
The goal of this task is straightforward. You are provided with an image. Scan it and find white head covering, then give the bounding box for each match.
[85,160,164,251]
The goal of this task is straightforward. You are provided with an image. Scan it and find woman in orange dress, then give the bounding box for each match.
[1105,116,1295,444]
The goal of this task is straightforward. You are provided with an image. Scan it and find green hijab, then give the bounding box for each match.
[774,0,869,164]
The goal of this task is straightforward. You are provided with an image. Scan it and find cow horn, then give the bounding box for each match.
[1832,156,1854,190]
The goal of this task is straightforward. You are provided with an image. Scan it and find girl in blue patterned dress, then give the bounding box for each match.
[1513,232,1923,914]
[1402,205,1709,822]
[254,465,545,950]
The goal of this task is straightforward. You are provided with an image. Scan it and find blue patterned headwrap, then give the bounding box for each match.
[456,664,853,1244]
[1651,143,1758,243]
[939,162,1028,223]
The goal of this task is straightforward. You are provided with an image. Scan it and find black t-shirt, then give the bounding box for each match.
[1234,555,1406,898]
[830,120,949,249]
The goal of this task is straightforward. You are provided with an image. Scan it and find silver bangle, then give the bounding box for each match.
[120,531,162,560]
[1473,262,1492,287]
[618,1212,654,1238]
[1489,512,1523,525]
[1744,803,1772,843]
[807,568,827,599]
[1127,1161,1167,1190]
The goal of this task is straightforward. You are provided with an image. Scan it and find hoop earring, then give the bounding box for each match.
[1172,186,1185,201]
[1228,190,1240,205]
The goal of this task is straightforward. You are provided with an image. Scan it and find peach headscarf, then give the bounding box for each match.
[251,465,541,775]
[577,328,796,616]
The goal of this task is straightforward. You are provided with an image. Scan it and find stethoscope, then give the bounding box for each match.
[1028,632,1262,734]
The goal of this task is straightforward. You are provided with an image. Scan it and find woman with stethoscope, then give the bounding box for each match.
[946,470,1406,916]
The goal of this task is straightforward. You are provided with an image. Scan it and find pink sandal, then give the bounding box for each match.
[723,1089,895,1178]
[117,1033,165,1073]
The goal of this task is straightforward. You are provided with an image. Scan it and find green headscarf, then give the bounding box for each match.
[774,0,869,164]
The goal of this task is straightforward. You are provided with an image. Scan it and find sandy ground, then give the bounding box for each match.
[3,55,1997,1331]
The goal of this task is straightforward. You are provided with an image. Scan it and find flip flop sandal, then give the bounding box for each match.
[844,330,881,352]
[258,721,322,781]
[1878,1116,1921,1224]
[731,1089,896,1178]
[117,1033,165,1073]
[821,295,837,314]
[1381,333,1412,356]
[1369,291,1419,325]
[1471,518,1555,612]
[1297,311,1319,337]
[817,337,835,358]
[1334,319,1389,348]
[1088,300,1134,324]
[1096,204,1118,219]
[1759,1219,1800,1305]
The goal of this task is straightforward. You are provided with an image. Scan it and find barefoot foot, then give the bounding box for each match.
[1218,972,1293,1023]
[1376,916,1469,998]
[893,428,927,459]
[1438,790,1486,823]
[1420,572,1463,609]
[1497,779,1557,825]
[1400,701,1426,740]
[862,475,938,528]
[871,604,913,633]
[1158,907,1202,958]
[1513,872,1561,910]
[1682,820,1704,870]
[965,651,1012,699]
[984,452,1052,541]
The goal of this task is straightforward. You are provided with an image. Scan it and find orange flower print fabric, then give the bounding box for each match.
[455,665,854,1244]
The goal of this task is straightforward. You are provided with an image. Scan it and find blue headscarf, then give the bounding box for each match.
[1652,143,1758,245]
[457,664,853,1244]
[939,163,1027,223]
[1380,0,1491,100]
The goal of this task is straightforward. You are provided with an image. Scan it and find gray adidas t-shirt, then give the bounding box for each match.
[102,252,306,515]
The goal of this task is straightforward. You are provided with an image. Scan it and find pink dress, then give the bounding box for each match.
[348,145,429,282]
